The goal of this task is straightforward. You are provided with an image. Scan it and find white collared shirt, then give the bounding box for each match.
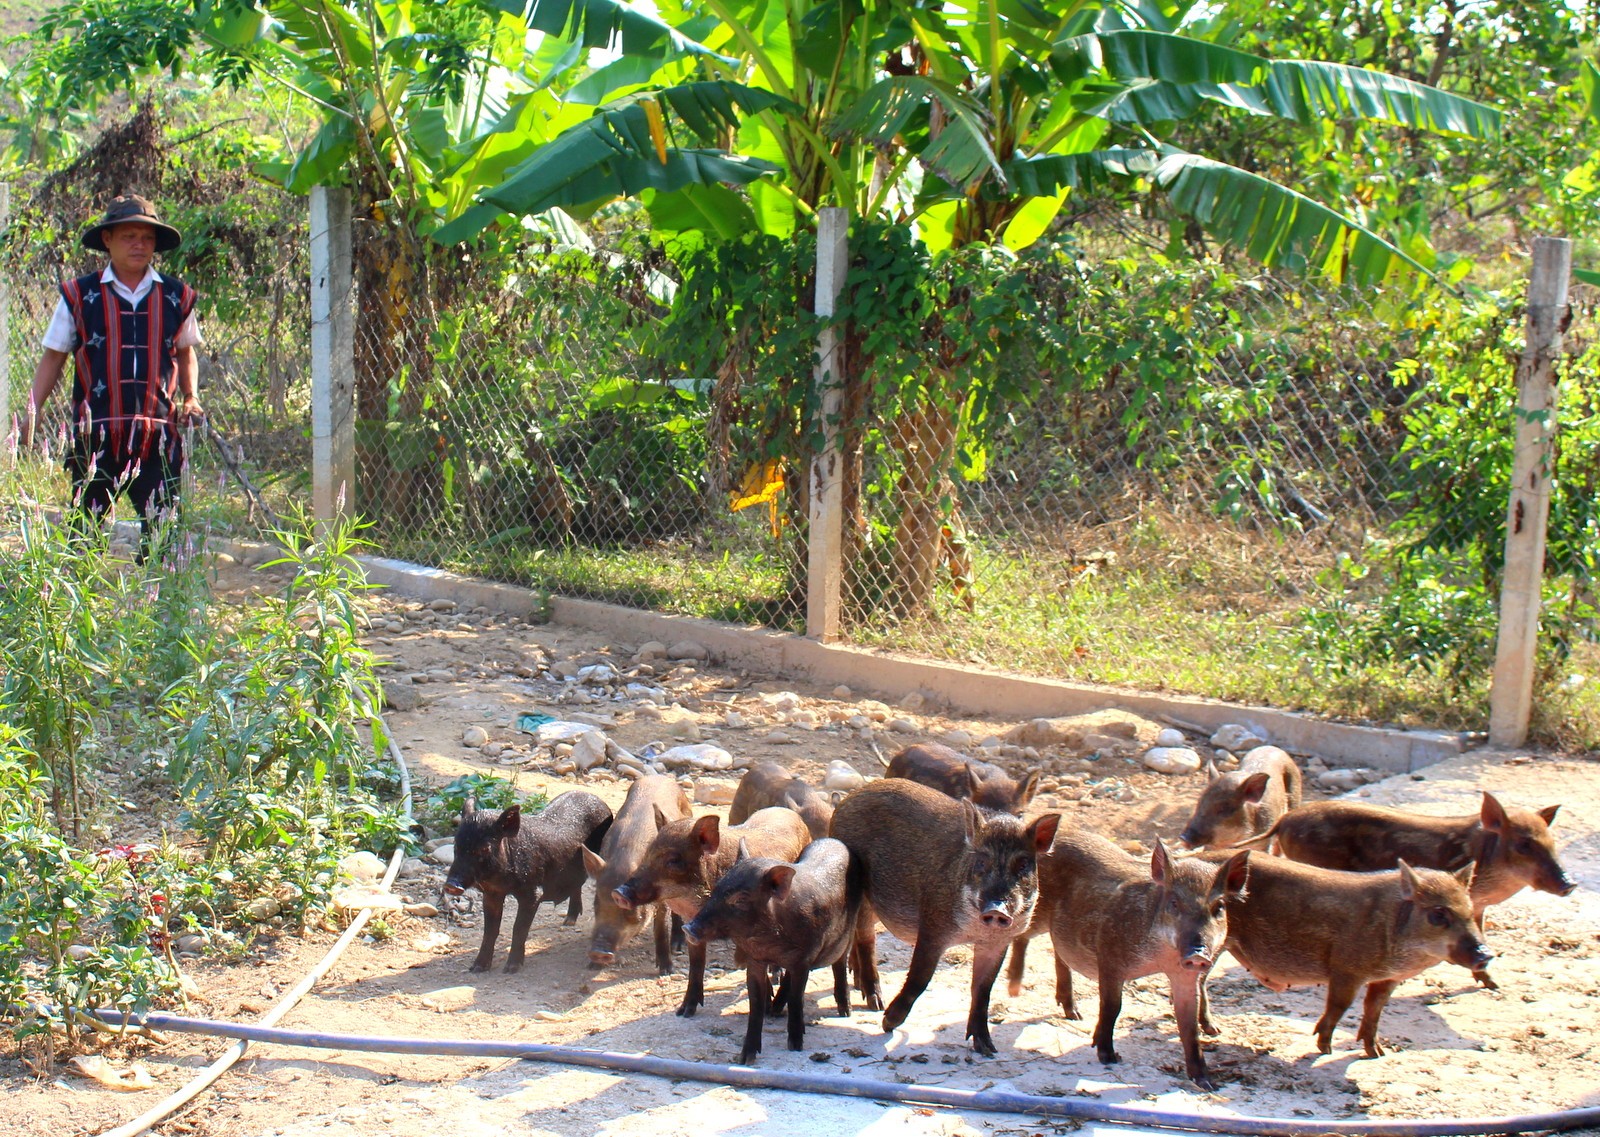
[41,265,203,353]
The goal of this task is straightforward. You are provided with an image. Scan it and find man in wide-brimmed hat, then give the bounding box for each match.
[23,194,204,558]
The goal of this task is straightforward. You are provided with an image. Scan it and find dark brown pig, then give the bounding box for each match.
[682,836,864,1063]
[885,742,1040,815]
[1241,791,1574,987]
[729,760,836,839]
[830,778,1060,1056]
[444,791,613,973]
[1177,745,1302,850]
[1045,834,1251,1090]
[580,775,691,973]
[1205,855,1492,1057]
[615,806,811,1016]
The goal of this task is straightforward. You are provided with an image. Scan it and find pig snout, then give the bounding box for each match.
[1177,828,1203,849]
[588,949,617,968]
[681,921,706,948]
[1455,939,1495,971]
[611,885,637,910]
[1180,944,1214,970]
[1548,871,1578,897]
[442,881,465,896]
[979,901,1014,929]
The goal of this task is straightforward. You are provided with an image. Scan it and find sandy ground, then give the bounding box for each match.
[4,563,1598,1136]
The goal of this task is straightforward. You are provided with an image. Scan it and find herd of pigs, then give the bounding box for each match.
[440,742,1577,1092]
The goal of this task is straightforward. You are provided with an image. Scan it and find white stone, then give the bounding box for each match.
[331,884,404,914]
[1316,768,1366,793]
[939,730,973,751]
[899,691,926,712]
[428,598,457,613]
[1209,723,1265,751]
[887,717,918,734]
[572,731,608,771]
[625,683,666,702]
[789,710,818,730]
[823,760,865,793]
[530,720,602,745]
[693,781,737,806]
[724,710,747,729]
[424,844,455,867]
[766,691,802,713]
[1155,727,1187,748]
[576,663,617,684]
[847,715,870,730]
[1141,747,1203,775]
[337,851,386,884]
[656,743,735,771]
[383,679,422,712]
[636,641,669,661]
[244,896,282,921]
[175,933,208,955]
[978,736,1003,750]
[668,640,708,660]
[666,718,702,741]
[481,742,505,759]
[832,685,853,699]
[462,725,489,748]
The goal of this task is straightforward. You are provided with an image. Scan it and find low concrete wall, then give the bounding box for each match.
[215,539,1470,773]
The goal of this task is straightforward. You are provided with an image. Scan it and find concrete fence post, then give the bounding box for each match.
[309,186,354,530]
[1488,236,1572,747]
[807,208,849,642]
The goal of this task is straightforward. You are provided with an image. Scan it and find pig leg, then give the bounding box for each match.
[1093,972,1126,1065]
[786,965,808,1051]
[1171,969,1215,1091]
[472,890,505,973]
[1313,975,1362,1055]
[881,935,946,1037]
[1197,973,1219,1036]
[671,913,686,953]
[1054,954,1082,1020]
[832,960,851,1016]
[1006,936,1030,998]
[739,962,767,1063]
[1355,979,1398,1058]
[677,938,708,1017]
[504,892,542,973]
[964,943,1009,1057]
[563,888,582,926]
[851,907,883,1011]
[652,904,673,976]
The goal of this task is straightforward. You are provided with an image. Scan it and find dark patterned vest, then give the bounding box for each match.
[60,270,197,463]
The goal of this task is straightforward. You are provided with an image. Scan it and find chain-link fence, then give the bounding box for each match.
[5,195,1594,731]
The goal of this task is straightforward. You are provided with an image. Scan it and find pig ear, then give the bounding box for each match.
[1028,812,1060,854]
[735,837,752,864]
[692,814,722,855]
[1150,840,1172,886]
[1538,804,1560,827]
[497,805,522,836]
[1239,773,1271,804]
[1397,859,1420,900]
[830,790,846,806]
[763,864,797,899]
[1219,851,1251,898]
[1454,862,1477,888]
[1480,792,1509,833]
[463,796,477,817]
[581,846,607,881]
[1204,759,1220,783]
[1017,770,1041,808]
[965,764,984,800]
[653,804,670,832]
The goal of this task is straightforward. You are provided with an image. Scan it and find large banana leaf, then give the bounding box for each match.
[830,75,1005,191]
[999,147,1159,197]
[1214,61,1501,138]
[1152,152,1431,285]
[1051,30,1265,87]
[486,0,729,61]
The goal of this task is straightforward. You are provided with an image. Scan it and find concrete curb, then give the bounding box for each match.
[213,538,1470,773]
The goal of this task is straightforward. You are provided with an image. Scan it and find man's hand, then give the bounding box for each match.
[178,397,205,427]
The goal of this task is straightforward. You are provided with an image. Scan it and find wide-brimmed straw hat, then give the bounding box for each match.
[81,194,182,253]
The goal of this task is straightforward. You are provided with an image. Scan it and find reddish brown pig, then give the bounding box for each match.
[1177,745,1302,850]
[1044,834,1251,1090]
[580,775,691,973]
[830,778,1060,1056]
[729,760,836,839]
[1241,791,1574,987]
[682,837,863,1063]
[1205,855,1492,1057]
[885,742,1040,815]
[615,806,811,1017]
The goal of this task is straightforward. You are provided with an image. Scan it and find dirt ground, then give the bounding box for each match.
[6,561,1599,1136]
